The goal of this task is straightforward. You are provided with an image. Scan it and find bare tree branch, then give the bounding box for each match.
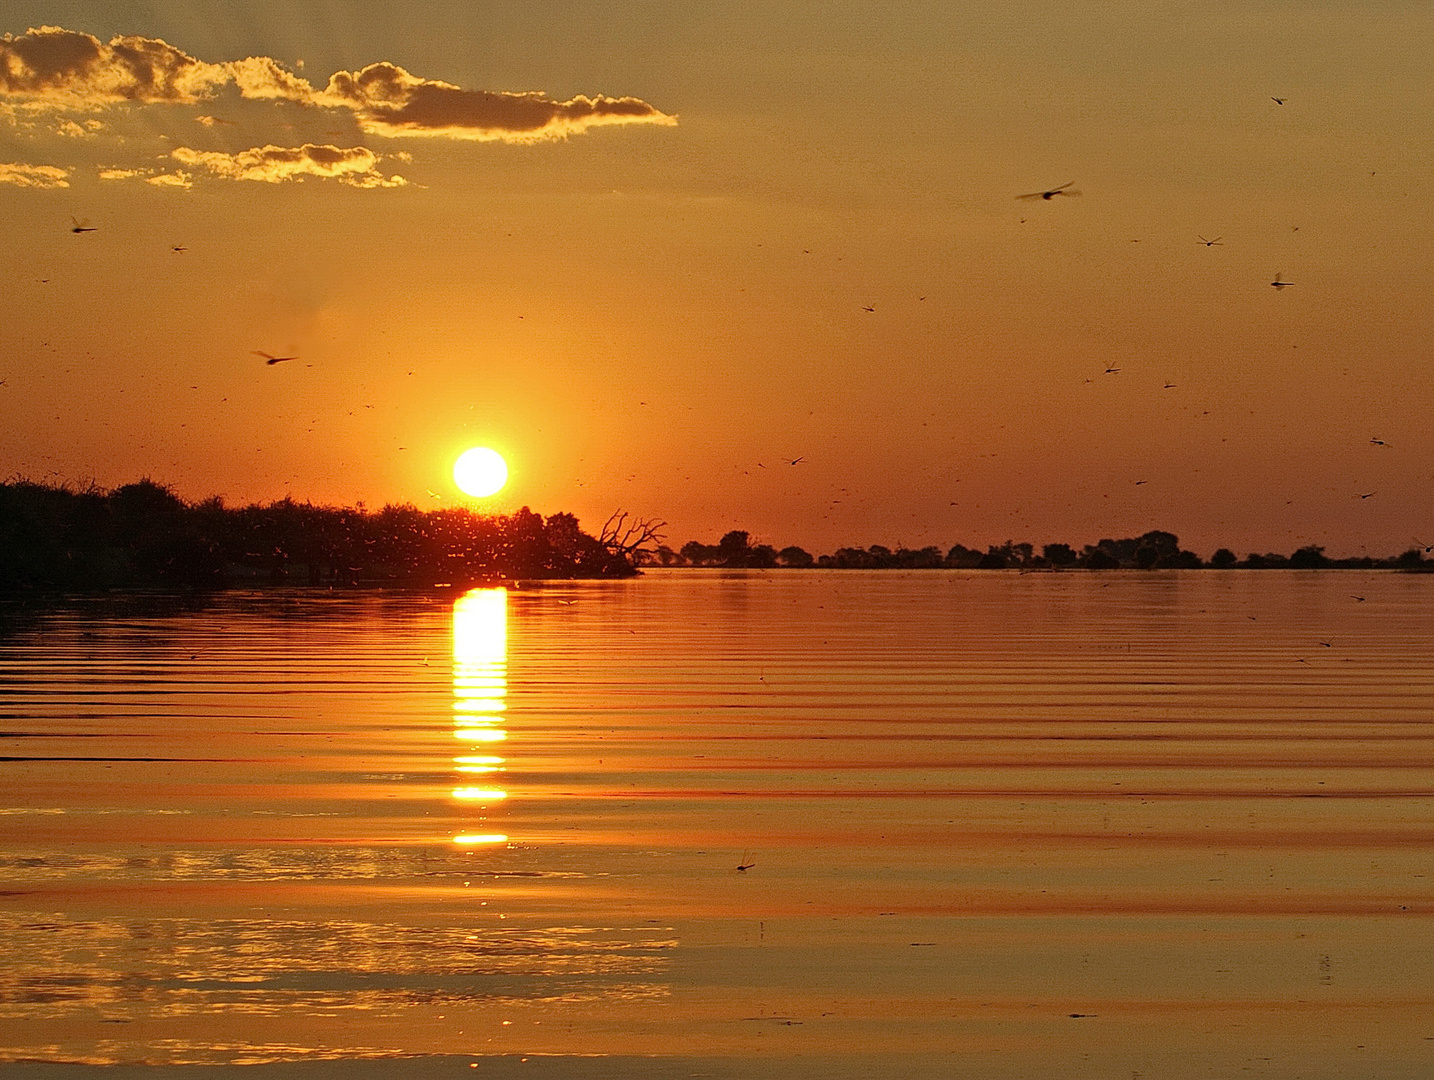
[600,510,667,558]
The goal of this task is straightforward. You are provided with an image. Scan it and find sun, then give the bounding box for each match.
[453,447,508,498]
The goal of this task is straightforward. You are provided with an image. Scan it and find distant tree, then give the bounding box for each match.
[977,548,1008,569]
[777,545,814,568]
[829,547,870,568]
[741,544,775,568]
[724,531,777,567]
[1082,549,1120,570]
[899,546,944,568]
[679,540,717,565]
[1209,548,1237,568]
[717,530,752,565]
[1289,545,1330,569]
[945,544,983,568]
[1043,543,1078,567]
[1139,530,1180,555]
[1394,548,1425,568]
[647,545,684,566]
[1133,530,1181,569]
[1092,537,1140,565]
[1242,552,1290,569]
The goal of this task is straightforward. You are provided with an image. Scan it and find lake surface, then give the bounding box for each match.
[1,569,1432,1079]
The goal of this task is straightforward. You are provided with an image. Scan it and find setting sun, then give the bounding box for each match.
[453,447,508,498]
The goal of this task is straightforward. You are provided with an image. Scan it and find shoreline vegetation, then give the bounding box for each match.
[0,478,639,591]
[1,479,1428,592]
[646,529,1432,572]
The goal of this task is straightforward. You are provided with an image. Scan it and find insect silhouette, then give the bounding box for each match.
[1198,236,1222,246]
[70,217,96,233]
[1018,182,1080,200]
[171,245,187,253]
[1270,274,1294,289]
[784,456,805,466]
[1272,97,1286,105]
[736,851,755,872]
[253,351,298,365]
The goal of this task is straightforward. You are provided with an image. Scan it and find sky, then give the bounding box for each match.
[2,1,1432,559]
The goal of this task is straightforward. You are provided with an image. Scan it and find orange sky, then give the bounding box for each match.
[2,3,1432,558]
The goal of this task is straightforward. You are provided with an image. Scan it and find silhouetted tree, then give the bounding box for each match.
[1091,537,1140,565]
[1289,545,1330,569]
[680,540,720,565]
[1242,552,1290,569]
[944,544,983,568]
[718,530,754,564]
[601,510,667,562]
[0,479,638,590]
[638,545,684,567]
[1043,543,1078,567]
[777,545,814,568]
[1209,548,1237,568]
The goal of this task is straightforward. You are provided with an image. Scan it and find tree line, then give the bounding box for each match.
[646,529,1431,571]
[0,478,638,591]
[5,478,1425,592]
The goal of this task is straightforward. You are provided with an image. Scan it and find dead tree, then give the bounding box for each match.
[600,510,667,560]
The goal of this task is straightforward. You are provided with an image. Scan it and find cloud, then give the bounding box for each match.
[54,116,103,136]
[0,25,230,108]
[2,27,674,143]
[0,26,672,193]
[170,143,407,187]
[0,161,70,187]
[98,165,190,186]
[145,170,192,188]
[318,62,677,141]
[226,55,318,103]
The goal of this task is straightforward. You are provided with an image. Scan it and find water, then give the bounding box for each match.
[1,570,1432,1079]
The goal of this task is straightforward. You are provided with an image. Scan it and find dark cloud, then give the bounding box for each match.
[0,25,228,107]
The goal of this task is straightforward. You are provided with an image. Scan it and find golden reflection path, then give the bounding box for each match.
[451,587,510,846]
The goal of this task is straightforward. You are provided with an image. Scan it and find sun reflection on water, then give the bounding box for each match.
[451,587,509,845]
